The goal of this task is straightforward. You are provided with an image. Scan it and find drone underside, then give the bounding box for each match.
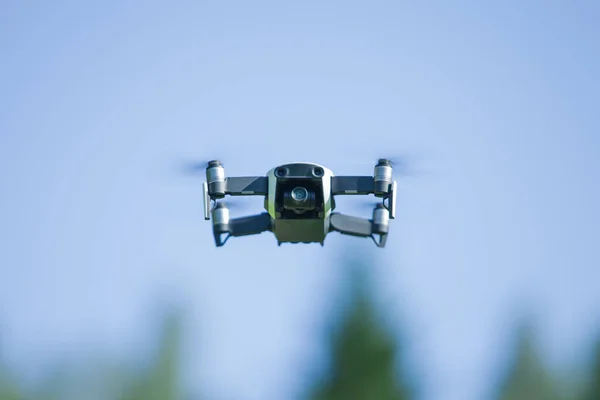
[202,160,397,248]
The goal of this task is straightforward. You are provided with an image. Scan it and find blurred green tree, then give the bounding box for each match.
[118,309,184,400]
[494,322,561,400]
[579,337,600,400]
[0,371,22,400]
[305,259,413,400]
[0,340,23,400]
[0,308,190,400]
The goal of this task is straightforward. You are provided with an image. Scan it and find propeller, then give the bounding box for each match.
[334,152,428,176]
[179,158,225,176]
[377,156,410,166]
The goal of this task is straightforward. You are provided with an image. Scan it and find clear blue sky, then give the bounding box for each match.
[1,1,599,399]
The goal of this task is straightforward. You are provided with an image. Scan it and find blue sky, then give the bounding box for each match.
[1,1,599,399]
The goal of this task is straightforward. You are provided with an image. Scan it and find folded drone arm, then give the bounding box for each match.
[329,213,388,248]
[203,177,268,219]
[229,213,272,236]
[331,176,397,219]
[331,176,374,195]
[213,212,272,247]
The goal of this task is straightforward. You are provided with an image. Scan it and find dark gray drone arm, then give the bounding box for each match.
[330,176,375,195]
[329,213,388,248]
[330,176,397,219]
[224,177,268,196]
[213,212,272,247]
[203,177,268,220]
[206,176,268,198]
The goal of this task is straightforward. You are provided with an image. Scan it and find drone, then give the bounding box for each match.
[199,159,398,248]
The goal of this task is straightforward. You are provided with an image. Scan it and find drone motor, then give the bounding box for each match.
[374,159,393,197]
[206,160,226,198]
[212,202,230,234]
[372,203,390,235]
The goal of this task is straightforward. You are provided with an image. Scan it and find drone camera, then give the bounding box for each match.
[206,160,226,198]
[283,186,316,213]
[291,186,309,201]
[374,159,393,197]
[273,163,326,218]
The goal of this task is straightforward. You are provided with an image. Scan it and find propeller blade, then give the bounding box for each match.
[330,145,435,176]
[179,159,225,176]
[338,154,428,176]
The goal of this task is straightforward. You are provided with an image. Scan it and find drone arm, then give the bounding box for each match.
[329,213,388,248]
[331,176,374,195]
[203,177,268,221]
[329,213,373,237]
[330,176,397,219]
[229,213,272,237]
[213,212,272,246]
[224,177,268,196]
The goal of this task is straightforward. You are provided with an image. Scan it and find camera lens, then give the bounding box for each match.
[312,167,324,177]
[291,186,308,202]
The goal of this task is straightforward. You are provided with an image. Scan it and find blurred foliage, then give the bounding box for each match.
[306,263,412,400]
[493,323,560,400]
[117,310,183,400]
[1,259,599,400]
[0,369,21,400]
[579,337,600,400]
[0,309,185,400]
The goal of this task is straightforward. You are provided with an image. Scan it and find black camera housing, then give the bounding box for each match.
[282,185,317,214]
[274,164,325,219]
